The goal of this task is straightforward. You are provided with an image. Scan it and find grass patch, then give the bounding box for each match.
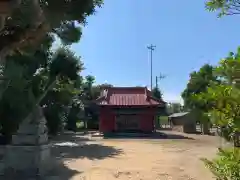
[76,121,84,129]
[159,116,169,125]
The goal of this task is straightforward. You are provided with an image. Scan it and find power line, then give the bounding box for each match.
[147,44,156,91]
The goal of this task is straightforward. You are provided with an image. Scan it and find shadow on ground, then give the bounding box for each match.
[103,131,194,140]
[51,133,124,160]
[2,161,81,180]
[43,159,82,180]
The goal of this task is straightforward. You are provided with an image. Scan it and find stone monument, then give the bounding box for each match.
[4,106,51,178]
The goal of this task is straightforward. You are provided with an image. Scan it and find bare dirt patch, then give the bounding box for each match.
[49,131,220,180]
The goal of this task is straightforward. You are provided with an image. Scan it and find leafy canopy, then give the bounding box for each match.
[181,64,217,110]
[151,87,163,100]
[0,38,84,137]
[206,0,240,17]
[0,0,103,57]
[195,48,240,133]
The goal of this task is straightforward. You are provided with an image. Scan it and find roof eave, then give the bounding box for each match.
[97,104,164,107]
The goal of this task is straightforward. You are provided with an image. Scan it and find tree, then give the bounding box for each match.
[0,0,103,61]
[200,3,240,179]
[206,0,240,17]
[181,64,218,134]
[0,36,53,142]
[197,48,240,179]
[166,103,182,114]
[181,64,217,109]
[196,48,240,146]
[0,0,103,137]
[84,75,95,101]
[151,87,163,100]
[40,47,84,134]
[0,40,84,140]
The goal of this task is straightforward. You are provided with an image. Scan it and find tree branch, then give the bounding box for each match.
[0,0,46,62]
[0,22,50,63]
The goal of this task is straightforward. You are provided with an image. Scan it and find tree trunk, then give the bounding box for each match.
[202,122,210,135]
[84,119,88,129]
[233,132,240,147]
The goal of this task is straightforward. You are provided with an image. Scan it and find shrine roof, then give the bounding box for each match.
[95,86,165,107]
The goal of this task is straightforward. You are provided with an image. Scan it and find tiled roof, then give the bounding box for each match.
[96,87,165,106]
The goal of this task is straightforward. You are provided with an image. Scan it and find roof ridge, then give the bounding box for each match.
[95,88,108,102]
[103,89,108,98]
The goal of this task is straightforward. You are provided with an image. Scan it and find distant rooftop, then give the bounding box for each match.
[168,112,189,118]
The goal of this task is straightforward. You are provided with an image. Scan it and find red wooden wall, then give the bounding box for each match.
[139,113,154,132]
[99,107,115,133]
[99,107,156,133]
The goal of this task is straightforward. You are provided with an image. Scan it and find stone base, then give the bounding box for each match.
[4,144,51,177]
[12,133,48,145]
[0,159,4,175]
[0,146,6,175]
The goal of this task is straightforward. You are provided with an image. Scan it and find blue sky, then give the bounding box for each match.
[71,0,240,103]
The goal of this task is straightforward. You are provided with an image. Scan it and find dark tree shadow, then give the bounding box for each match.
[43,159,82,180]
[103,131,194,140]
[2,132,123,180]
[2,162,81,180]
[51,133,124,160]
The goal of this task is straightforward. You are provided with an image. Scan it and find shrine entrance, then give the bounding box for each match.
[115,114,140,131]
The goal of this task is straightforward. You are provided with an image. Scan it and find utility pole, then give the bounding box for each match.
[155,73,165,89]
[147,44,156,91]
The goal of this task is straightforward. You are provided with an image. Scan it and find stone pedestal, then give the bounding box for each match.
[5,144,51,176]
[0,146,6,175]
[4,107,51,178]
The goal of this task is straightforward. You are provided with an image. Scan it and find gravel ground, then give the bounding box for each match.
[45,131,221,180]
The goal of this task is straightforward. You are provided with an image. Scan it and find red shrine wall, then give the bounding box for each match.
[99,107,156,133]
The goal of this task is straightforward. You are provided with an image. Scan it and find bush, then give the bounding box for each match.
[87,120,98,130]
[201,148,240,180]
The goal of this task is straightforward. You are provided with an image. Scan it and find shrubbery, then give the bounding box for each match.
[202,148,240,180]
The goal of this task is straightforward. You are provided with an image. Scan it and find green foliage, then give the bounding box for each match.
[65,103,81,132]
[0,39,84,140]
[201,148,240,180]
[206,0,240,17]
[181,64,217,110]
[49,47,83,80]
[159,116,169,126]
[195,47,240,145]
[167,103,182,114]
[196,84,240,136]
[151,87,163,100]
[40,48,83,134]
[0,0,104,54]
[0,0,104,140]
[0,41,52,141]
[83,75,96,101]
[215,48,240,84]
